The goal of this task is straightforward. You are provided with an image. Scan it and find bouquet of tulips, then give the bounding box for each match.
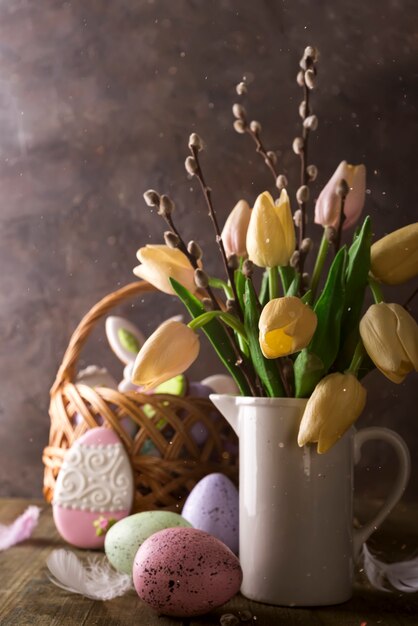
[131,46,418,453]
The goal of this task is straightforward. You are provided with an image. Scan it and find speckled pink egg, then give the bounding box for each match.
[133,527,242,617]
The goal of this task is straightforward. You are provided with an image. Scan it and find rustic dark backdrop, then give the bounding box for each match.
[0,0,417,502]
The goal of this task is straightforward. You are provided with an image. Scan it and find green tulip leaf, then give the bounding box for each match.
[244,279,285,397]
[234,267,246,312]
[169,278,251,395]
[294,247,347,397]
[335,216,372,370]
[279,266,296,294]
[286,273,301,297]
[259,270,269,307]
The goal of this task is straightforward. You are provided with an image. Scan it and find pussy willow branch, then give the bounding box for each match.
[298,81,311,247]
[189,145,244,322]
[245,126,279,183]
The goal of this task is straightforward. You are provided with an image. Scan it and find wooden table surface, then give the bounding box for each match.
[1,499,418,626]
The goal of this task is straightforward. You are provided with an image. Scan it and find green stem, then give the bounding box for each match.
[346,340,365,377]
[208,277,233,299]
[268,266,279,301]
[368,276,384,304]
[188,311,248,343]
[310,228,329,303]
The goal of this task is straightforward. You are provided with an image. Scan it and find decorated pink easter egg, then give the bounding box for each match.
[52,427,134,549]
[133,527,242,617]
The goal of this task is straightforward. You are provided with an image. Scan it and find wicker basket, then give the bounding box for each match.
[43,281,238,512]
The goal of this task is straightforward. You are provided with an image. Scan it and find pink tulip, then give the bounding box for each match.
[315,161,366,230]
[221,199,252,258]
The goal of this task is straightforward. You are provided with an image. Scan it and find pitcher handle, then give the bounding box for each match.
[352,427,410,557]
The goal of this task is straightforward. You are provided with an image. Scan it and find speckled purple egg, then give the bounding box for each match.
[182,473,239,554]
[133,527,242,617]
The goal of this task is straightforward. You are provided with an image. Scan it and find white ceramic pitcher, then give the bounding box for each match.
[210,395,410,607]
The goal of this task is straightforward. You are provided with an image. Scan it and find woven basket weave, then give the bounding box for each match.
[43,281,238,512]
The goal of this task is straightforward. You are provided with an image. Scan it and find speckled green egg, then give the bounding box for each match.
[104,511,192,575]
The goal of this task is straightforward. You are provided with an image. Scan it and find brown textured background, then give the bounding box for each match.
[0,0,417,501]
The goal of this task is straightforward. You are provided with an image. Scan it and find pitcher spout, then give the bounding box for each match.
[210,394,239,436]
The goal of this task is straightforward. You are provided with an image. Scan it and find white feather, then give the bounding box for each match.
[362,544,418,593]
[46,549,133,601]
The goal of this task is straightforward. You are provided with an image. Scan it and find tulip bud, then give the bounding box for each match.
[233,119,246,134]
[221,199,252,258]
[187,240,203,260]
[292,137,304,155]
[194,268,209,289]
[232,103,246,119]
[185,156,198,176]
[132,320,200,390]
[296,185,310,204]
[306,164,318,181]
[303,115,318,131]
[298,373,367,454]
[370,223,418,285]
[143,189,160,207]
[164,231,180,248]
[276,174,288,190]
[236,81,247,95]
[250,120,261,134]
[259,296,317,358]
[315,161,366,230]
[246,190,296,268]
[159,194,175,216]
[134,245,198,295]
[188,133,203,151]
[360,302,418,383]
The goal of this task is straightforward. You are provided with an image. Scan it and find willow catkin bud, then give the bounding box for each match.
[304,69,315,90]
[304,46,317,60]
[194,268,209,289]
[227,253,239,270]
[299,101,307,119]
[307,164,318,181]
[242,259,254,278]
[290,250,300,268]
[202,297,215,311]
[292,137,304,155]
[143,189,160,207]
[188,133,203,151]
[236,81,247,95]
[233,119,246,134]
[267,150,277,164]
[185,156,198,175]
[296,185,310,204]
[164,231,180,248]
[293,209,303,228]
[250,120,261,134]
[276,174,288,190]
[301,237,313,253]
[337,178,350,198]
[159,194,175,216]
[296,70,305,86]
[302,272,310,287]
[299,57,308,71]
[187,240,203,260]
[303,114,318,131]
[232,103,246,119]
[326,226,337,243]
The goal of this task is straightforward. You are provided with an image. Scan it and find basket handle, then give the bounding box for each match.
[51,281,156,394]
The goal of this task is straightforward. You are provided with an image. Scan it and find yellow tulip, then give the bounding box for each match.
[131,320,200,390]
[297,373,367,454]
[221,199,252,258]
[133,245,197,295]
[246,190,296,267]
[360,302,418,383]
[370,223,418,285]
[259,296,317,358]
